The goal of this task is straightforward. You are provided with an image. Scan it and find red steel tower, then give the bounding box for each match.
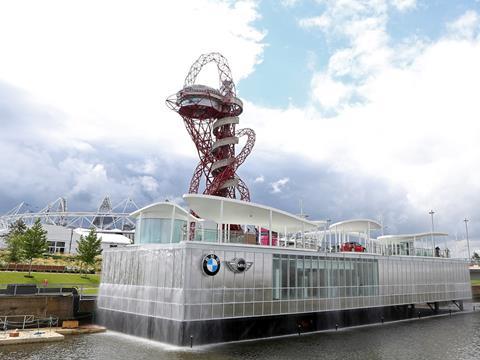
[166,53,255,201]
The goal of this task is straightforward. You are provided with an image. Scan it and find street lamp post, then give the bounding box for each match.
[464,218,471,263]
[429,210,435,255]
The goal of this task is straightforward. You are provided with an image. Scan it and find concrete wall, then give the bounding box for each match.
[0,295,75,319]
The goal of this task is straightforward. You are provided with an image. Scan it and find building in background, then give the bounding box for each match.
[0,196,138,253]
[42,224,132,254]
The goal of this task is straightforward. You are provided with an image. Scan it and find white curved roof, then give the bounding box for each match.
[74,228,131,245]
[130,202,199,222]
[183,194,319,233]
[329,219,381,232]
[377,232,448,242]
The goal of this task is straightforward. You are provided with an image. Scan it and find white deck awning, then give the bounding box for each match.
[130,202,199,222]
[329,219,381,233]
[377,232,448,243]
[183,194,319,233]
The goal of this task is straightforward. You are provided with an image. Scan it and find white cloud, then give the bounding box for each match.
[0,0,264,159]
[254,175,265,183]
[390,0,416,12]
[281,0,300,8]
[0,0,264,210]
[242,8,480,243]
[271,178,290,193]
[139,176,160,195]
[299,15,331,30]
[447,10,480,40]
[311,72,353,110]
[1,1,480,253]
[126,159,157,175]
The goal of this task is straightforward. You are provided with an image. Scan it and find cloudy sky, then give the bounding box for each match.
[0,0,479,255]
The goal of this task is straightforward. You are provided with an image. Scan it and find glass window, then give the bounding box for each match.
[281,255,289,300]
[289,256,297,299]
[136,218,186,244]
[297,256,304,298]
[273,256,281,300]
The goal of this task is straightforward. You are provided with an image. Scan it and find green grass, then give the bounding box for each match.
[0,271,100,288]
[471,279,480,286]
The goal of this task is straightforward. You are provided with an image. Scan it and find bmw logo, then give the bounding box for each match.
[202,254,221,276]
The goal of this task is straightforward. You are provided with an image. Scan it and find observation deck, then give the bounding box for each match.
[130,194,452,258]
[175,84,243,120]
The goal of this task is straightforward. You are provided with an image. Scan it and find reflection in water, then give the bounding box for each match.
[2,312,480,360]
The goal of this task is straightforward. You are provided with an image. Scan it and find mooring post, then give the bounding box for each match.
[335,324,338,331]
[417,312,421,319]
[381,316,384,324]
[190,335,193,348]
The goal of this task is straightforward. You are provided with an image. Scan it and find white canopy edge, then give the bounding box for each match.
[183,194,319,233]
[130,202,200,222]
[329,219,382,232]
[377,232,448,242]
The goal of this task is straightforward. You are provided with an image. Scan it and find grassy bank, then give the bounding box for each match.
[0,271,100,289]
[472,279,480,286]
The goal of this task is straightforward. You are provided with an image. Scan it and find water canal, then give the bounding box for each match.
[2,311,480,360]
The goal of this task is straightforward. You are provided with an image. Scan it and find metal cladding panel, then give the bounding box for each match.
[99,242,472,325]
[181,243,471,321]
[98,245,186,323]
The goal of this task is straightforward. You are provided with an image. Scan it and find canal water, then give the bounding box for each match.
[2,312,480,360]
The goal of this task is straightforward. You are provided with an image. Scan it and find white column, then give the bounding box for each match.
[137,213,142,244]
[169,205,176,244]
[335,228,338,252]
[269,209,273,247]
[302,223,305,248]
[431,234,434,256]
[367,222,371,252]
[284,226,287,247]
[219,200,224,243]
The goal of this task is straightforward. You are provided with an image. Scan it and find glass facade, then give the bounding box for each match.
[136,218,186,244]
[98,243,472,323]
[272,255,379,301]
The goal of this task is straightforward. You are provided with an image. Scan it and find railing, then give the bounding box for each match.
[189,228,321,250]
[0,263,94,274]
[134,226,455,259]
[0,283,98,298]
[0,315,58,332]
[0,264,67,272]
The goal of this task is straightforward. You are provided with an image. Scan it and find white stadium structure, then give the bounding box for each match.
[0,196,138,254]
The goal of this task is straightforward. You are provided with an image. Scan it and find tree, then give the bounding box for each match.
[473,252,480,262]
[77,228,102,277]
[1,219,27,263]
[22,219,48,276]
